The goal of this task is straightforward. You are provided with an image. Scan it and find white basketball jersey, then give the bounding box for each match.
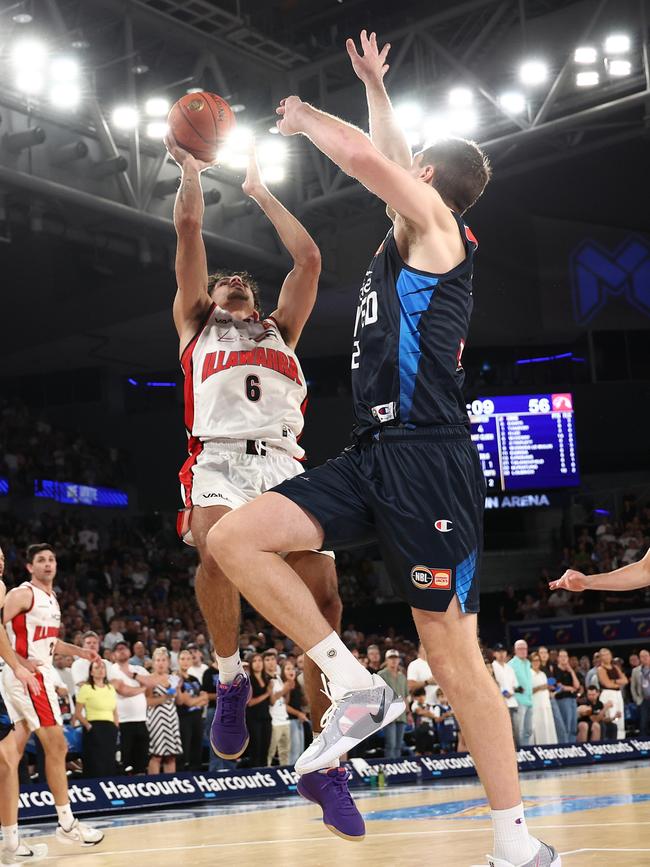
[181,305,307,459]
[6,582,61,666]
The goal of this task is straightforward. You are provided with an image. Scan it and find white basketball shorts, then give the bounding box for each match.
[178,439,334,558]
[1,666,62,731]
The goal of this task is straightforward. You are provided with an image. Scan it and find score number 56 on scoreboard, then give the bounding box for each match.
[467,393,580,492]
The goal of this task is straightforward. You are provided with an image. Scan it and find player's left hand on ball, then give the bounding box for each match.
[549,569,588,592]
[15,664,41,695]
[276,96,305,136]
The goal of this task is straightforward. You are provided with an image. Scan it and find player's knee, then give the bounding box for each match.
[206,514,240,571]
[0,742,18,773]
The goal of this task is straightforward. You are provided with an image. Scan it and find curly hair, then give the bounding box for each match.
[207,270,262,315]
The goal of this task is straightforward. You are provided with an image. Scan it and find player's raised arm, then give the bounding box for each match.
[276,96,447,233]
[165,133,215,347]
[347,30,412,171]
[242,145,321,349]
[549,549,650,593]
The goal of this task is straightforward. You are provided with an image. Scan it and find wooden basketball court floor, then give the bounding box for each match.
[19,762,650,866]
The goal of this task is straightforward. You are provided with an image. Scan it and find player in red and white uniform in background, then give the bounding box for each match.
[166,134,363,839]
[2,544,104,848]
[0,544,48,866]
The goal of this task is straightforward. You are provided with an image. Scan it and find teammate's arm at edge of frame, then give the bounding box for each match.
[549,549,650,593]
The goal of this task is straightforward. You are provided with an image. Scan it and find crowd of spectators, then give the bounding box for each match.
[0,400,128,490]
[1,490,649,780]
[500,496,650,624]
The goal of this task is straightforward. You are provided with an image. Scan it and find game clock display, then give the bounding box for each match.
[468,393,579,492]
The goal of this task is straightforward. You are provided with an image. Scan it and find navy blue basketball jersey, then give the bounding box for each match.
[351,212,478,436]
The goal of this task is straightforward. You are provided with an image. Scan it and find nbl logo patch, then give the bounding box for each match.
[411,566,452,590]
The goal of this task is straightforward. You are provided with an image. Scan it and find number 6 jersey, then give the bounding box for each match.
[180,305,307,459]
[351,213,478,437]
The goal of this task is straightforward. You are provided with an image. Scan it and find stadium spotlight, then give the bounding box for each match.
[604,34,631,54]
[219,126,253,169]
[395,101,423,129]
[422,114,453,145]
[448,87,473,108]
[262,165,285,184]
[405,129,423,148]
[607,58,632,76]
[50,83,81,108]
[498,91,526,114]
[145,97,170,117]
[50,57,80,81]
[146,121,168,139]
[268,126,279,134]
[519,59,549,86]
[574,46,597,64]
[257,138,288,166]
[449,109,478,134]
[576,70,600,87]
[112,105,139,130]
[12,39,47,94]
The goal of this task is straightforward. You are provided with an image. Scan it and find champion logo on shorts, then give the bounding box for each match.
[410,566,452,590]
[434,519,453,532]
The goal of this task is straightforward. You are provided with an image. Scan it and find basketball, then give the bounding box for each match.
[167,92,235,162]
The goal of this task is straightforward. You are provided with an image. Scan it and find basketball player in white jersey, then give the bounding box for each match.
[2,544,104,848]
[165,135,364,839]
[0,545,49,865]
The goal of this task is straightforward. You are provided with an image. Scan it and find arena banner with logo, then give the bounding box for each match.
[507,618,587,647]
[17,739,650,822]
[508,608,650,648]
[586,612,650,643]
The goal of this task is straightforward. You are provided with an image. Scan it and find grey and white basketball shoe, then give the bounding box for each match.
[295,674,406,775]
[484,840,561,867]
[1,841,48,865]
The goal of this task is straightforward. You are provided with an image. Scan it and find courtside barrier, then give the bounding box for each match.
[17,738,650,821]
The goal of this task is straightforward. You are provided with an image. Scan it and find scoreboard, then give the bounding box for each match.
[468,393,579,492]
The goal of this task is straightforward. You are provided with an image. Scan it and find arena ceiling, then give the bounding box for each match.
[0,0,649,374]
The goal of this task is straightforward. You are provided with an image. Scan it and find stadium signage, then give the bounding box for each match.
[17,740,649,821]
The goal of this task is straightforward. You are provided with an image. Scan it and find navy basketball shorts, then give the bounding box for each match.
[272,425,486,613]
[0,693,14,742]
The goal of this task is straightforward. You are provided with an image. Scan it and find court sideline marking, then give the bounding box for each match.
[38,820,650,860]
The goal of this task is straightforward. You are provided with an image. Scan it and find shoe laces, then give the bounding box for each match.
[317,673,350,732]
[218,674,245,727]
[326,768,357,813]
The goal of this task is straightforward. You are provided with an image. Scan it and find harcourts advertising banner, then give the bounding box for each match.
[17,740,650,821]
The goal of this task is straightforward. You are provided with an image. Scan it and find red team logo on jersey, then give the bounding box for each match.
[201,348,303,386]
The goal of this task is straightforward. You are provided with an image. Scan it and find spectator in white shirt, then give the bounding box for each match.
[491,643,519,743]
[169,636,183,671]
[265,652,291,765]
[110,641,162,774]
[70,631,101,693]
[407,642,438,705]
[187,645,208,681]
[53,652,77,699]
[103,619,125,652]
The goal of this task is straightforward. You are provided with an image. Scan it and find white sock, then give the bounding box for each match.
[306,632,373,691]
[56,803,75,831]
[216,651,244,685]
[1,824,19,852]
[491,804,539,865]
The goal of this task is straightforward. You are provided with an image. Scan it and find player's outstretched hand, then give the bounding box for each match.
[549,569,589,592]
[14,663,41,696]
[346,30,391,85]
[164,131,216,173]
[276,96,306,136]
[242,142,264,198]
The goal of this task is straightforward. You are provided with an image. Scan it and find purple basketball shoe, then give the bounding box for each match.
[210,673,252,760]
[297,767,365,842]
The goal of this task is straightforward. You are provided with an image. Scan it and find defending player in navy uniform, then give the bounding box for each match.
[0,545,49,865]
[208,31,561,867]
[165,136,362,840]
